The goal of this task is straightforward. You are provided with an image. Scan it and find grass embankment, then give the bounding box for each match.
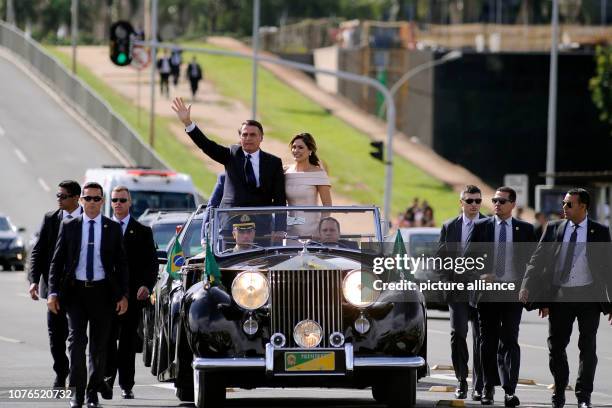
[47,43,459,222]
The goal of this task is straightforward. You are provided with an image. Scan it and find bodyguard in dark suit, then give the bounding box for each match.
[520,188,612,408]
[28,180,82,389]
[47,182,129,408]
[437,185,486,401]
[103,186,158,400]
[466,186,536,407]
[171,97,286,234]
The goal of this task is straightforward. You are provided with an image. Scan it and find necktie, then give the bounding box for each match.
[495,220,507,277]
[120,220,125,235]
[244,154,256,188]
[86,220,95,282]
[560,224,579,284]
[66,214,73,219]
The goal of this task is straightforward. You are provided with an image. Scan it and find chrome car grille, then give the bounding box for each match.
[269,269,343,348]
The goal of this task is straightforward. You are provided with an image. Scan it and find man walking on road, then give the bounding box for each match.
[186,56,203,101]
[437,185,486,401]
[47,182,129,408]
[102,186,158,400]
[28,180,82,390]
[466,186,536,407]
[520,188,612,408]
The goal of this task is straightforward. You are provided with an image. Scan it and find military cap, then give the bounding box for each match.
[232,214,256,230]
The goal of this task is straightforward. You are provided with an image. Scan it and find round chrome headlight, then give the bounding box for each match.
[231,271,269,310]
[293,320,323,348]
[342,270,380,308]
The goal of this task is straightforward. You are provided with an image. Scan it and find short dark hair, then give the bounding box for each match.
[461,185,481,198]
[58,180,81,197]
[82,181,104,196]
[318,216,340,233]
[496,186,516,202]
[239,119,264,136]
[567,187,590,209]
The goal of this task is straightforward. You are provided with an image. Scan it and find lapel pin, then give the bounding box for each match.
[590,229,594,234]
[104,224,108,228]
[130,230,134,234]
[515,227,519,231]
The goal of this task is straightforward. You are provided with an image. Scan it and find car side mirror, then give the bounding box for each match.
[157,249,167,263]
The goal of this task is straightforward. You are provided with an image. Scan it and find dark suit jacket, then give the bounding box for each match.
[29,208,82,298]
[122,217,158,303]
[521,218,612,313]
[437,213,487,301]
[187,126,286,209]
[465,216,536,304]
[48,215,129,303]
[186,62,202,81]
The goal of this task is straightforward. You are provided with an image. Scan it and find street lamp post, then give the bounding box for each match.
[251,0,260,120]
[148,0,158,147]
[71,0,78,74]
[546,0,559,186]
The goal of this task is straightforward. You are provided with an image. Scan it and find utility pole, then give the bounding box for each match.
[545,0,559,186]
[148,0,158,147]
[251,0,260,120]
[71,0,78,74]
[6,0,15,26]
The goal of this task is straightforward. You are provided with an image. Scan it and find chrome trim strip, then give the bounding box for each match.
[192,357,265,370]
[265,343,275,373]
[353,356,425,368]
[345,343,354,372]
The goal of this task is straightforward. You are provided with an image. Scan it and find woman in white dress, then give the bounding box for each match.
[284,133,332,238]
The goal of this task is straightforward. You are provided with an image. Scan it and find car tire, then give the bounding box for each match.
[175,384,194,402]
[372,384,388,404]
[156,326,169,378]
[194,370,225,408]
[383,369,417,408]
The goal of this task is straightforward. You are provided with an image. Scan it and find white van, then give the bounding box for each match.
[84,167,201,218]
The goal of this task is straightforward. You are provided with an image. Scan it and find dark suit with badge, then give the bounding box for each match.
[437,214,486,396]
[48,215,128,404]
[105,217,158,393]
[521,219,612,405]
[466,217,536,397]
[29,209,76,383]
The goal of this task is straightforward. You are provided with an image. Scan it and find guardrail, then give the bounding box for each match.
[0,21,169,170]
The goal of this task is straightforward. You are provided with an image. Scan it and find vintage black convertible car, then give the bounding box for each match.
[153,206,428,408]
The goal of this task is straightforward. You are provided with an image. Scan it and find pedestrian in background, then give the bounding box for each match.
[102,186,158,400]
[157,50,172,98]
[28,180,82,390]
[170,46,182,87]
[186,56,203,101]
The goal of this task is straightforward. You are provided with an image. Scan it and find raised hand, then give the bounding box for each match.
[171,97,192,126]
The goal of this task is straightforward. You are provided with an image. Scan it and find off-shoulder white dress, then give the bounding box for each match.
[284,169,331,237]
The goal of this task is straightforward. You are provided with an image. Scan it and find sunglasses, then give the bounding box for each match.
[111,198,128,203]
[562,201,573,208]
[462,198,482,204]
[492,198,513,205]
[82,196,103,202]
[56,193,75,200]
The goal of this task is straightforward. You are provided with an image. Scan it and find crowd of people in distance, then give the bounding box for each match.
[397,197,436,228]
[157,46,203,101]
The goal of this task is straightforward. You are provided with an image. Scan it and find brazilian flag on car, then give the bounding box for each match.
[166,239,184,280]
[203,242,222,287]
[385,230,410,283]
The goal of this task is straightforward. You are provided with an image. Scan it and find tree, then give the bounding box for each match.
[589,45,612,136]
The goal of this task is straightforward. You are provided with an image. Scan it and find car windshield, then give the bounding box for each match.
[0,217,11,231]
[210,206,381,256]
[152,222,181,249]
[408,233,440,257]
[176,218,203,258]
[129,191,196,218]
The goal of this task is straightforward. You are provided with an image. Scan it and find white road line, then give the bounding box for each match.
[14,148,28,164]
[0,125,5,136]
[38,178,50,192]
[0,335,24,344]
[520,343,548,351]
[428,329,448,335]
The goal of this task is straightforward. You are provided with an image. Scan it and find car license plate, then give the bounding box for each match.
[284,351,335,372]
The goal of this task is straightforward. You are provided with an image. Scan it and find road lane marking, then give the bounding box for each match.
[38,178,50,192]
[0,335,24,344]
[14,148,28,164]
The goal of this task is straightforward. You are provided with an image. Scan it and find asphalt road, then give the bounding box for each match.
[0,52,121,234]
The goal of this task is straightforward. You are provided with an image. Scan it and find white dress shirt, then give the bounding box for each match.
[62,207,82,220]
[112,214,130,236]
[559,217,593,287]
[75,213,105,281]
[461,214,476,244]
[494,215,516,281]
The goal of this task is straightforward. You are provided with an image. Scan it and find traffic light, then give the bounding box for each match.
[370,141,384,162]
[109,21,134,66]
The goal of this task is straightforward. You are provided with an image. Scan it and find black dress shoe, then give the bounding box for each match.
[504,394,520,407]
[99,382,112,400]
[481,389,494,405]
[454,380,468,399]
[53,375,67,388]
[577,402,592,408]
[121,389,134,399]
[472,390,483,401]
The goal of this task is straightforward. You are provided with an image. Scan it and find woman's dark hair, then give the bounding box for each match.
[290,133,321,166]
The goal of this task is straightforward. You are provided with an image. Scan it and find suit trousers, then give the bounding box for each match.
[105,302,141,391]
[548,301,600,402]
[477,302,523,394]
[47,308,69,381]
[449,301,483,391]
[65,283,114,402]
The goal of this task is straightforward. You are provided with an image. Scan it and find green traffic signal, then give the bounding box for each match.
[117,53,127,65]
